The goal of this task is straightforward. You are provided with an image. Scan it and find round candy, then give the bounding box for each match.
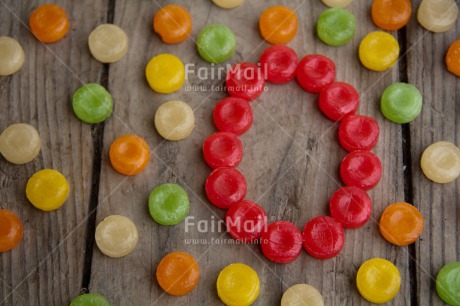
[340,150,382,190]
[359,31,399,71]
[148,184,190,225]
[70,293,110,306]
[421,141,460,183]
[72,83,113,124]
[0,123,41,164]
[329,186,372,229]
[26,169,70,211]
[212,0,245,9]
[281,284,324,306]
[418,0,459,33]
[225,200,267,243]
[109,134,150,176]
[0,36,25,76]
[217,263,260,306]
[318,82,359,121]
[88,24,128,63]
[356,258,401,304]
[436,262,460,305]
[259,45,298,84]
[203,132,243,169]
[153,5,192,44]
[95,215,138,258]
[302,216,345,259]
[205,167,247,209]
[379,202,424,246]
[197,24,235,63]
[29,4,70,43]
[226,62,265,101]
[156,252,200,296]
[372,0,412,31]
[446,39,460,77]
[296,55,336,93]
[322,0,353,7]
[0,210,23,253]
[213,97,253,135]
[155,100,195,140]
[260,221,302,263]
[317,8,356,46]
[259,6,298,44]
[339,115,380,152]
[380,82,422,124]
[145,54,185,94]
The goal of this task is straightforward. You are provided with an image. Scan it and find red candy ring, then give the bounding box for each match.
[205,167,247,209]
[259,45,298,84]
[213,97,253,135]
[340,150,382,190]
[261,221,302,263]
[339,114,380,152]
[329,186,372,229]
[226,62,266,101]
[296,54,336,93]
[226,200,267,243]
[302,216,345,259]
[318,82,359,121]
[203,132,243,169]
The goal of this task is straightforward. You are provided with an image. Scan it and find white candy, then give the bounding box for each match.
[88,24,128,63]
[212,0,245,9]
[417,0,458,33]
[0,36,25,76]
[321,0,354,8]
[155,100,195,141]
[95,215,138,258]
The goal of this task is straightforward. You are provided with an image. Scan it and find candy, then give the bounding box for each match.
[0,123,41,164]
[212,0,245,9]
[281,284,324,306]
[296,55,336,93]
[26,169,70,211]
[109,134,150,175]
[148,184,190,225]
[0,37,25,76]
[72,83,113,124]
[197,24,235,63]
[95,215,138,258]
[421,141,460,183]
[322,0,353,7]
[317,8,356,46]
[217,263,260,306]
[205,167,247,209]
[302,216,344,259]
[260,221,302,263]
[156,252,200,296]
[380,82,422,124]
[259,45,298,84]
[379,202,424,246]
[213,97,253,135]
[436,262,460,305]
[29,4,69,43]
[88,24,128,63]
[359,31,399,71]
[318,82,359,121]
[338,115,379,152]
[259,6,298,44]
[145,54,185,94]
[153,5,192,44]
[340,151,382,190]
[329,186,372,229]
[356,258,401,304]
[225,200,267,242]
[446,39,460,77]
[70,293,110,306]
[203,132,243,169]
[155,100,195,140]
[418,0,458,33]
[371,0,412,31]
[0,210,23,253]
[226,62,265,101]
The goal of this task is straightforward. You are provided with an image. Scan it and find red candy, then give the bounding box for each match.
[329,186,372,229]
[226,62,265,101]
[296,55,336,93]
[318,82,359,121]
[339,115,380,152]
[259,45,298,84]
[302,216,344,259]
[226,200,267,243]
[340,151,382,190]
[203,132,243,169]
[261,221,302,263]
[213,97,253,135]
[205,167,247,209]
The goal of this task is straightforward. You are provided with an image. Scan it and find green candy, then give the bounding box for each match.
[149,184,190,225]
[317,8,356,46]
[436,262,460,306]
[381,83,423,124]
[197,24,235,63]
[70,293,110,306]
[72,83,113,124]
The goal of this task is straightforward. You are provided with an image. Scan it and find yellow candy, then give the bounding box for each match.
[359,31,399,72]
[421,141,460,183]
[0,36,25,76]
[26,169,70,211]
[321,0,354,8]
[212,0,245,9]
[0,123,41,164]
[281,284,324,306]
[145,54,185,94]
[154,100,195,141]
[417,0,458,33]
[356,258,401,304]
[88,24,128,63]
[95,215,138,258]
[217,263,260,306]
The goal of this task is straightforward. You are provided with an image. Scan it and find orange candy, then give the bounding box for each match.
[156,252,200,296]
[153,5,192,44]
[0,210,23,253]
[446,39,460,77]
[109,134,150,176]
[259,6,298,44]
[371,0,412,31]
[29,4,70,43]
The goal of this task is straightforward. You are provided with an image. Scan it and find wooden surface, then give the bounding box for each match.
[0,0,458,305]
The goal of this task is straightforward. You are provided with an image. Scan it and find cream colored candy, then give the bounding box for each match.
[95,215,138,258]
[321,0,354,8]
[421,141,460,183]
[0,123,41,164]
[281,284,324,306]
[417,0,458,33]
[88,24,128,63]
[0,36,25,76]
[155,100,195,141]
[212,0,245,9]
